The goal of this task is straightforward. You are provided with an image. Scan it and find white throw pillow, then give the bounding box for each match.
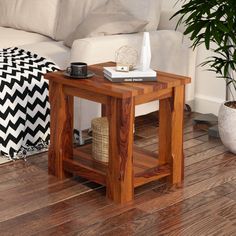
[0,0,60,38]
[64,0,148,47]
[55,0,162,41]
[55,0,108,41]
[119,0,162,31]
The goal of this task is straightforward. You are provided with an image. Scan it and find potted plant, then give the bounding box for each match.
[172,0,236,153]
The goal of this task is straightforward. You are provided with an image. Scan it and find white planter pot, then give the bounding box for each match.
[218,101,236,154]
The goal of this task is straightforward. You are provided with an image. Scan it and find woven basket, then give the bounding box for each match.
[92,117,109,163]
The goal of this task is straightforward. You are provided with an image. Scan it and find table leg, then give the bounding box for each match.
[106,97,134,204]
[159,98,172,165]
[48,82,74,179]
[171,85,185,185]
[101,104,107,117]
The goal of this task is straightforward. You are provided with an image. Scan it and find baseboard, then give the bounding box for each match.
[194,94,224,115]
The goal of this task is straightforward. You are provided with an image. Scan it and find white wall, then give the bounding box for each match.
[194,45,226,115]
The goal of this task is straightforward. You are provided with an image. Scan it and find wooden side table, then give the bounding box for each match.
[45,62,191,204]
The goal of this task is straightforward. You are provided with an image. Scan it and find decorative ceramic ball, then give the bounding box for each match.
[115,45,138,71]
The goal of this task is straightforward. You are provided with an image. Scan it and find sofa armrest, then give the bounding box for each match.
[70,33,145,65]
[70,30,197,88]
[70,30,192,74]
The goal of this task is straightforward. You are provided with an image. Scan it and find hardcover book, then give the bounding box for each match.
[103,67,157,78]
[104,73,157,83]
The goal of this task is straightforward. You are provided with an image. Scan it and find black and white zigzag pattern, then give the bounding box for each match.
[0,47,59,159]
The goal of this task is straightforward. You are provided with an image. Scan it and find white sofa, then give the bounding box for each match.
[0,0,196,131]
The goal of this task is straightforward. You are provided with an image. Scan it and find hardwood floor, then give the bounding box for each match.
[1,112,236,235]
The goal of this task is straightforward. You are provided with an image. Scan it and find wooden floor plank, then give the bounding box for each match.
[64,188,227,235]
[30,160,236,235]
[0,112,236,236]
[99,194,236,236]
[185,145,227,166]
[185,138,222,155]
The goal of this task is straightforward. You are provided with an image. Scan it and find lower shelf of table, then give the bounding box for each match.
[63,144,171,188]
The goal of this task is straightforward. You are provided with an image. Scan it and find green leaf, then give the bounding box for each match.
[172,0,236,90]
[204,23,211,49]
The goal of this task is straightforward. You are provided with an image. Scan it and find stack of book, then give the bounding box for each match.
[103,67,157,83]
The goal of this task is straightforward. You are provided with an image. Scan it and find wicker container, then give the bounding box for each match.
[92,117,109,163]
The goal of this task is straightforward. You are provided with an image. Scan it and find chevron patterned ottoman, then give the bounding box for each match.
[0,47,59,159]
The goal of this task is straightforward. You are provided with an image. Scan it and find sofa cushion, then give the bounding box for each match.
[0,27,53,49]
[55,0,162,41]
[64,0,148,47]
[21,41,70,70]
[0,0,60,38]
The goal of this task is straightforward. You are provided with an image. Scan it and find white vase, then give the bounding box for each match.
[218,101,236,154]
[139,32,151,72]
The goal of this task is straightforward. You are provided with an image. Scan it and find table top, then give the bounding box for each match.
[45,62,191,99]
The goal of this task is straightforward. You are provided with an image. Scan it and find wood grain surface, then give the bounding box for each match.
[1,112,235,235]
[48,82,74,179]
[45,62,190,203]
[45,62,191,100]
